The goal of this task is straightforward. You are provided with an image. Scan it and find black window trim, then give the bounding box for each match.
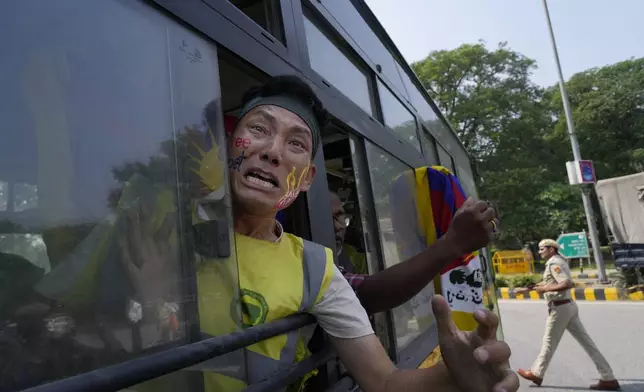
[303,0,466,168]
[303,0,412,112]
[200,0,302,69]
[375,76,422,152]
[349,135,399,360]
[348,0,470,162]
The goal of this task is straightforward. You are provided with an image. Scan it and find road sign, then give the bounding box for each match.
[557,232,590,258]
[578,160,596,184]
[566,160,596,185]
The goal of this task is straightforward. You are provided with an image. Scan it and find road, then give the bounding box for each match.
[499,300,644,392]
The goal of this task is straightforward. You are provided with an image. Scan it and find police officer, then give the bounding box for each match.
[517,239,620,391]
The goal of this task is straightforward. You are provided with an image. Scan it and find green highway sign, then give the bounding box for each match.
[557,232,589,258]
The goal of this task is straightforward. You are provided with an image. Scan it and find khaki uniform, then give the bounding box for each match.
[531,255,615,380]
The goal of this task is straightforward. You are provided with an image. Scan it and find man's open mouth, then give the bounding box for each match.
[244,169,279,189]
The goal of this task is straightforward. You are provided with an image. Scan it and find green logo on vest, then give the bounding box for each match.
[238,288,268,328]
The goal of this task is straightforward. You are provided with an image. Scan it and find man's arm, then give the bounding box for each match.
[357,199,495,314]
[539,280,573,292]
[313,266,518,392]
[328,334,458,392]
[356,236,457,314]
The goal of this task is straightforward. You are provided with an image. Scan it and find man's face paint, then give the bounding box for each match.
[274,162,310,209]
[227,150,246,172]
[227,105,316,214]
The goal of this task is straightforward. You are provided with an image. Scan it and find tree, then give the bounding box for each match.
[412,42,644,247]
[412,41,544,159]
[548,58,644,179]
[412,42,557,246]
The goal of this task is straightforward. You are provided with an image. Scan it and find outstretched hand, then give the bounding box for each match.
[433,295,519,392]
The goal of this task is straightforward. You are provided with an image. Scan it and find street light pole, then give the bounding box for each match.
[541,0,608,282]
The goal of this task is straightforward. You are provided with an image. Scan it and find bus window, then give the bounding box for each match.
[218,52,313,240]
[437,143,455,173]
[302,9,375,117]
[0,1,240,390]
[0,181,7,211]
[420,129,440,166]
[377,79,421,153]
[322,125,372,276]
[363,143,436,354]
[224,0,285,44]
[313,124,394,384]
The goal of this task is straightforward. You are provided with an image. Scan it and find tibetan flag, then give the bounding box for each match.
[391,166,484,332]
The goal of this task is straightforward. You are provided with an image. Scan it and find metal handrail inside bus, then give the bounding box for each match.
[22,313,318,392]
[243,347,335,392]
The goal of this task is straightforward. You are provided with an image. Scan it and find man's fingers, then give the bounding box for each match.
[474,309,499,340]
[461,197,475,208]
[432,295,458,336]
[473,200,489,212]
[481,207,496,222]
[494,369,520,392]
[473,341,511,365]
[454,197,475,216]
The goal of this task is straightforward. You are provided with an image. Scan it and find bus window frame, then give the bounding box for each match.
[346,133,398,360]
[362,140,442,365]
[304,0,411,115]
[299,4,377,119]
[152,0,425,171]
[199,0,303,68]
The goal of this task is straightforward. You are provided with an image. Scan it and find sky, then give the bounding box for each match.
[364,0,644,87]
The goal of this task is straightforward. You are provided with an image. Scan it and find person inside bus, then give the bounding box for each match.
[127,75,518,392]
[329,191,366,274]
[329,189,495,314]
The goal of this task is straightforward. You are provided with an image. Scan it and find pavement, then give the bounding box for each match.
[500,300,644,391]
[500,286,644,301]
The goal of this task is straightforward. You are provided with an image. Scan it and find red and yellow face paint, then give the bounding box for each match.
[274,162,310,210]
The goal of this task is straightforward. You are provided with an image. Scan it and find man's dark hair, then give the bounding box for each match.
[241,75,328,131]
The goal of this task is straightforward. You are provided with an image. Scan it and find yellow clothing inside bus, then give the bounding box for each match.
[342,243,368,274]
[34,173,178,310]
[197,232,334,392]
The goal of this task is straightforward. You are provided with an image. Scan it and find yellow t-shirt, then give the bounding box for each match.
[197,231,374,391]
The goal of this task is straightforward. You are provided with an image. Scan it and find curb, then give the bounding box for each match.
[574,281,600,287]
[499,287,644,301]
[572,273,599,279]
[628,285,644,300]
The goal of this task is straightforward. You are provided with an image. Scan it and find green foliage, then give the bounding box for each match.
[548,58,644,178]
[495,274,541,288]
[413,42,555,246]
[615,267,644,289]
[494,275,510,287]
[411,42,644,247]
[513,274,542,288]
